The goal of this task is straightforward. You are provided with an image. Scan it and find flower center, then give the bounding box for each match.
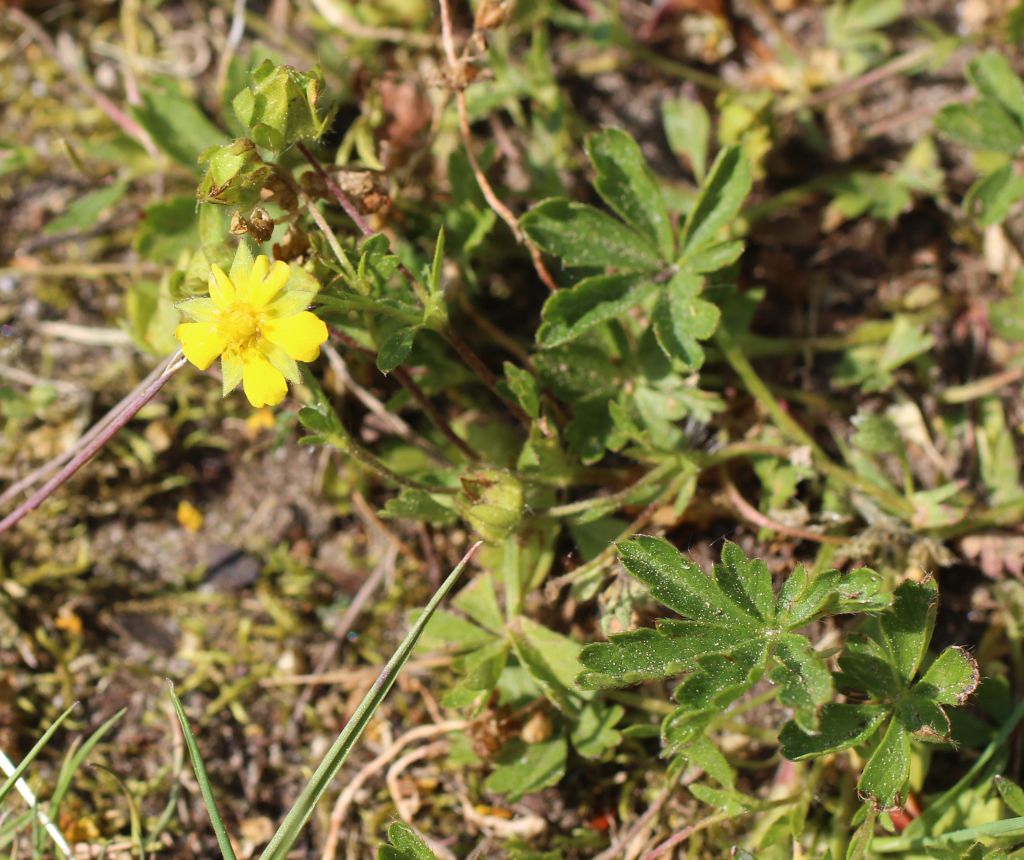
[218,302,262,350]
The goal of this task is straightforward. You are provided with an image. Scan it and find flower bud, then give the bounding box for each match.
[232,61,333,153]
[197,138,271,206]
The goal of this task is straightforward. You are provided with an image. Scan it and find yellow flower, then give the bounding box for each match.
[175,253,328,407]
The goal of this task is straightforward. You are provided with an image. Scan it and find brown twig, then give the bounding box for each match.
[297,141,376,239]
[393,366,482,461]
[721,469,847,546]
[322,721,468,860]
[0,353,186,536]
[593,787,671,860]
[642,812,731,859]
[437,0,559,293]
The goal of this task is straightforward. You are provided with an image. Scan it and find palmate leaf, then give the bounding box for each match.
[378,823,437,860]
[780,703,889,760]
[536,274,656,348]
[578,623,737,689]
[586,127,675,261]
[651,272,721,369]
[679,146,751,261]
[858,717,912,810]
[782,575,977,810]
[663,641,767,752]
[521,199,664,271]
[616,536,757,627]
[580,539,886,750]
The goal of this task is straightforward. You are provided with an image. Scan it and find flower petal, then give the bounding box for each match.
[259,339,300,384]
[177,297,219,322]
[250,260,291,308]
[241,350,288,407]
[266,290,316,318]
[221,352,243,395]
[209,265,236,308]
[246,255,270,295]
[176,322,227,370]
[263,311,328,362]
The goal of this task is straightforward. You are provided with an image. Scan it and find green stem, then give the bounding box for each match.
[714,328,915,521]
[543,461,676,517]
[341,433,457,495]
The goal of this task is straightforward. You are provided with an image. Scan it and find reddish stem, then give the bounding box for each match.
[0,354,186,535]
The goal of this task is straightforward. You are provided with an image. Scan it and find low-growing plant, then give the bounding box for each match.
[7,1,1024,857]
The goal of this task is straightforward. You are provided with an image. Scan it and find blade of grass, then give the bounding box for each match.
[259,541,482,860]
[0,703,77,805]
[0,749,72,859]
[872,816,1024,852]
[168,684,239,860]
[44,706,127,854]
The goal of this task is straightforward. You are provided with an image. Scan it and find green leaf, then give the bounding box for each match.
[683,733,736,789]
[915,646,979,707]
[259,544,479,860]
[521,200,664,271]
[503,362,541,419]
[537,274,655,348]
[663,642,766,751]
[380,488,456,525]
[132,82,225,170]
[45,179,129,235]
[0,704,77,807]
[876,579,937,684]
[858,717,911,809]
[570,702,624,759]
[770,634,833,731]
[444,640,510,708]
[415,609,494,652]
[851,413,903,455]
[995,775,1024,817]
[832,0,903,34]
[377,327,417,374]
[689,783,759,817]
[662,95,711,182]
[133,196,198,263]
[777,566,889,629]
[651,272,720,369]
[780,703,888,760]
[967,51,1024,128]
[713,541,774,624]
[965,163,1024,227]
[509,617,586,713]
[577,623,736,689]
[680,146,751,260]
[617,536,756,627]
[169,687,239,860]
[898,694,951,741]
[586,127,674,261]
[453,570,504,635]
[685,239,745,274]
[378,822,438,860]
[935,102,1024,154]
[837,633,902,700]
[483,736,567,801]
